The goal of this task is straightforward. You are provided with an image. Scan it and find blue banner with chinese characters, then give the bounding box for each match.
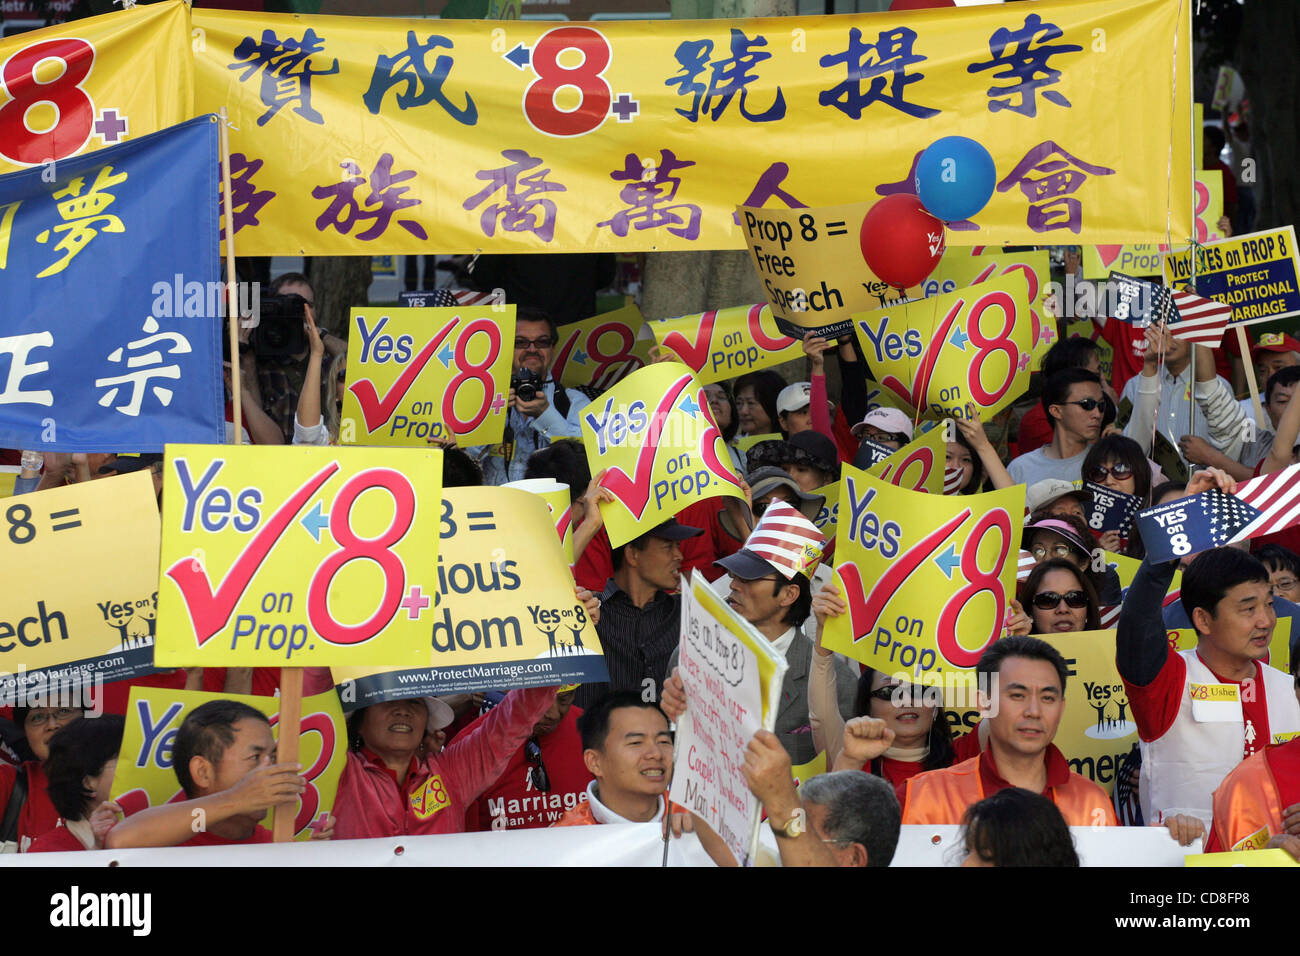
[0,115,224,452]
[187,0,1192,255]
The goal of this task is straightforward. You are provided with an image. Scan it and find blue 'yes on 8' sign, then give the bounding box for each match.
[1136,489,1261,563]
[1085,480,1142,536]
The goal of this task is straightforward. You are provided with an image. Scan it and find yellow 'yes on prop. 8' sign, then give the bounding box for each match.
[156,445,442,668]
[823,465,1024,678]
[341,305,515,447]
[583,362,745,548]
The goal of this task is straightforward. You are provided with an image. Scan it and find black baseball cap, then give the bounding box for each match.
[716,548,783,582]
[646,517,704,541]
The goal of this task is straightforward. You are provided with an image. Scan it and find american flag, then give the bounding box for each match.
[1107,272,1231,347]
[451,288,506,307]
[1167,289,1232,347]
[744,500,826,579]
[1226,462,1300,543]
[1202,488,1260,547]
[943,465,964,495]
[1099,604,1121,629]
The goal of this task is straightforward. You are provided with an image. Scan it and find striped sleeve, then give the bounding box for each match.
[1195,376,1248,459]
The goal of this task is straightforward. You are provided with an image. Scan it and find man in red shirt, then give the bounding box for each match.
[465,686,593,830]
[1117,469,1300,825]
[105,700,316,849]
[901,636,1116,827]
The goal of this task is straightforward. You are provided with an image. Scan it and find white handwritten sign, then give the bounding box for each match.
[670,571,786,866]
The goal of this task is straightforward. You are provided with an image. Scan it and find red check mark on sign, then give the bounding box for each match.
[349,321,457,433]
[166,462,340,646]
[657,312,717,373]
[838,506,969,642]
[599,374,692,520]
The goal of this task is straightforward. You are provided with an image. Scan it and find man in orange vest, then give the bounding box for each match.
[1207,735,1300,854]
[551,691,677,826]
[901,636,1117,827]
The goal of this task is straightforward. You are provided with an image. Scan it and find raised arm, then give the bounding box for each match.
[104,763,304,849]
[955,407,1014,490]
[1263,378,1300,475]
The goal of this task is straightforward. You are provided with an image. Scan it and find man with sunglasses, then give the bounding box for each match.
[475,308,591,486]
[465,687,594,830]
[1007,368,1106,487]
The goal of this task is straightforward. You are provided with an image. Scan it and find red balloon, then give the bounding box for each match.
[889,0,955,9]
[859,194,946,289]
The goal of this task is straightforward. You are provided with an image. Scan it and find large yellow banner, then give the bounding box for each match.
[340,304,515,447]
[855,272,1033,423]
[823,464,1024,677]
[0,1,193,173]
[0,472,162,697]
[333,486,606,703]
[582,362,744,547]
[111,686,347,841]
[156,445,441,668]
[192,0,1192,254]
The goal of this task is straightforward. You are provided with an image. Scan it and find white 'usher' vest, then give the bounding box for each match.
[1139,649,1300,821]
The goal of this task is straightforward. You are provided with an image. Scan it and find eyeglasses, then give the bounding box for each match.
[26,708,79,726]
[1030,542,1077,561]
[1032,590,1089,610]
[1063,398,1103,412]
[1274,577,1299,593]
[1086,462,1134,483]
[514,336,554,350]
[525,737,551,792]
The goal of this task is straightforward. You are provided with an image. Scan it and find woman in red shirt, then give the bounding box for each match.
[0,706,83,852]
[809,584,955,799]
[27,715,125,853]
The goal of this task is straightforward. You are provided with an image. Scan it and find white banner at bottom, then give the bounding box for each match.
[2,823,1201,867]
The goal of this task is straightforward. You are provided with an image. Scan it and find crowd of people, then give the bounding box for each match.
[4,250,1300,869]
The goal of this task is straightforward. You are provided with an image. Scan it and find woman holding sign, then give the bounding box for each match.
[1080,435,1153,557]
[807,583,955,796]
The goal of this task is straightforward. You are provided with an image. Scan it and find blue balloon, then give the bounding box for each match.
[914,136,996,223]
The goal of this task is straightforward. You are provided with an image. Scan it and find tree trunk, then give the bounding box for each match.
[310,256,372,340]
[642,0,799,382]
[1236,2,1300,229]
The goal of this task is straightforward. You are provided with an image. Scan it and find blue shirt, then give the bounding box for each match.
[474,380,590,485]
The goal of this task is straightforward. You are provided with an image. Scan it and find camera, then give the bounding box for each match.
[250,293,309,363]
[511,367,545,403]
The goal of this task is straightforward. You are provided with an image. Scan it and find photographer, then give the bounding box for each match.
[474,307,590,486]
[238,273,346,443]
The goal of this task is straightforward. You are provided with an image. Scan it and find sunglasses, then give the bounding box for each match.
[1063,398,1103,412]
[514,337,555,350]
[867,684,919,704]
[1086,462,1134,483]
[1032,590,1089,610]
[525,737,550,792]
